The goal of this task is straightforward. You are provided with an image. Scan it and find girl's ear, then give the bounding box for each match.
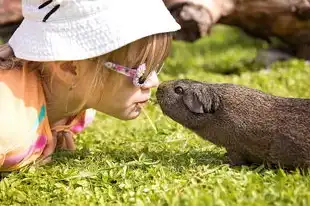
[50,61,79,84]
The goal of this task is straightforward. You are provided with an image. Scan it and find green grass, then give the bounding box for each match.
[2,25,310,205]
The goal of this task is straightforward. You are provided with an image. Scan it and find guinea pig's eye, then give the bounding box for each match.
[174,86,184,94]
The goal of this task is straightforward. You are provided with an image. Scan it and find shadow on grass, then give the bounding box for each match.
[49,145,310,176]
[52,145,227,172]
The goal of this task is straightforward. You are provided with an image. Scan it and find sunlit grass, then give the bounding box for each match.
[1,25,310,205]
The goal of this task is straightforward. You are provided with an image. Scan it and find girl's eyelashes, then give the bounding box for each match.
[139,77,146,84]
[138,63,164,85]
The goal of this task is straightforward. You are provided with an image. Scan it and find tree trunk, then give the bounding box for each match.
[0,0,22,42]
[164,0,310,59]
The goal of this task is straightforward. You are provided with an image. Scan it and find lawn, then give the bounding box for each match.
[1,25,310,205]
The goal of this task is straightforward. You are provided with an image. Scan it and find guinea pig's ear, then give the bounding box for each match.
[182,91,204,114]
[201,87,220,113]
[183,88,220,114]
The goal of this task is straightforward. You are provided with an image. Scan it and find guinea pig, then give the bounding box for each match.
[156,79,310,169]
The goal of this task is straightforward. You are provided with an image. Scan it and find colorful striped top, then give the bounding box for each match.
[0,65,96,171]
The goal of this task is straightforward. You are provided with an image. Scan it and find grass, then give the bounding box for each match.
[1,25,310,205]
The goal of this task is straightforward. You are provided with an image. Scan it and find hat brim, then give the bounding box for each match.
[9,1,180,61]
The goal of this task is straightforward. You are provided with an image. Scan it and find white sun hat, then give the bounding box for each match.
[8,0,181,61]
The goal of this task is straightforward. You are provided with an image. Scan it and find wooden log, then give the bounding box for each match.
[164,0,310,60]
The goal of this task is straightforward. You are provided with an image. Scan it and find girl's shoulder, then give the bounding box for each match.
[0,67,45,126]
[0,68,50,170]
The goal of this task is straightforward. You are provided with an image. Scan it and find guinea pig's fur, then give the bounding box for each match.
[156,79,310,169]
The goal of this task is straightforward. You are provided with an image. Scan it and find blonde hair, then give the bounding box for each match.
[91,32,172,87]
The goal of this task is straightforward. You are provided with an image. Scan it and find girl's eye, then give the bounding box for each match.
[138,77,146,84]
[174,86,184,94]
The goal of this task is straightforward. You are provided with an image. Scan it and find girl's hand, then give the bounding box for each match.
[56,130,76,151]
[40,130,76,164]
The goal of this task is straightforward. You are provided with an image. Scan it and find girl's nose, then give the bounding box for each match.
[141,71,160,89]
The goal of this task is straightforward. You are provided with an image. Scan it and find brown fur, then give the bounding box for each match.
[156,79,310,169]
[0,44,22,69]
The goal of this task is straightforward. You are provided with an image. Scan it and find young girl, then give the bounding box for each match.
[0,0,180,171]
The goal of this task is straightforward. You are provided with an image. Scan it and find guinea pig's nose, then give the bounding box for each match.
[156,82,172,101]
[155,85,165,99]
[157,81,170,91]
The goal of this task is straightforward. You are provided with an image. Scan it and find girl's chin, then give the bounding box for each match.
[117,105,142,120]
[127,106,142,119]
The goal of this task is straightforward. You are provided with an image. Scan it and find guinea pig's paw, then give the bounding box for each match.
[227,151,249,167]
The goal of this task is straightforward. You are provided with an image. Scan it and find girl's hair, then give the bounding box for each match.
[91,32,173,89]
[0,44,22,69]
[1,32,173,78]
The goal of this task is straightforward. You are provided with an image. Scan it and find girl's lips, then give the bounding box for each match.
[136,99,149,108]
[138,100,148,104]
[137,97,150,104]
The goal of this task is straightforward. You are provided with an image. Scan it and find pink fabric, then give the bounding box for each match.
[3,135,47,168]
[70,109,96,133]
[2,109,96,169]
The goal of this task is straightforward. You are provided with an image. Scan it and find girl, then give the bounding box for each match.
[0,0,180,171]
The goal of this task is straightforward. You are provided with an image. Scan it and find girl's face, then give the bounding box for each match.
[43,33,171,123]
[78,60,160,120]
